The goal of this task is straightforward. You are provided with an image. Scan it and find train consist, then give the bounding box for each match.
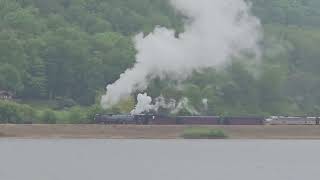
[94,114,320,125]
[94,114,265,125]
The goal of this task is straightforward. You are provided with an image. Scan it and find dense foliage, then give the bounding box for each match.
[0,0,181,105]
[1,0,320,119]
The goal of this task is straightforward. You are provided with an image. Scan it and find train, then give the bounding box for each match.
[94,114,265,125]
[94,114,320,125]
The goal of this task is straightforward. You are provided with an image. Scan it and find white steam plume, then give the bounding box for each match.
[101,0,262,109]
[171,97,200,115]
[130,93,154,115]
[131,93,176,115]
[202,98,208,111]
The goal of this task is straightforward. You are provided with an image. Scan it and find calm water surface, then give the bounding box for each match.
[0,139,319,180]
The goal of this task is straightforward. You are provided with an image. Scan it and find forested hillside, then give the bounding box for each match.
[1,0,320,119]
[0,0,181,105]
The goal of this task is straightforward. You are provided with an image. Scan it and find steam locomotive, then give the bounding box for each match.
[94,114,152,125]
[94,114,265,125]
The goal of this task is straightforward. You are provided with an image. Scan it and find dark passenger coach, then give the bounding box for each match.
[222,117,265,125]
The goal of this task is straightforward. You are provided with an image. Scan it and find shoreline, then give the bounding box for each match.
[1,124,320,139]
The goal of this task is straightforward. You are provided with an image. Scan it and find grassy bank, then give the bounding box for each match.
[182,127,228,139]
[1,125,320,139]
[0,100,108,124]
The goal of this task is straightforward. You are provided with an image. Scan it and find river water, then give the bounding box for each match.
[0,139,319,180]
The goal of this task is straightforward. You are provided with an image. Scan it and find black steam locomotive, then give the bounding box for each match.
[94,114,154,125]
[94,114,265,125]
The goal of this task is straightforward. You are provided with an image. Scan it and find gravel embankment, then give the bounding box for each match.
[0,124,320,139]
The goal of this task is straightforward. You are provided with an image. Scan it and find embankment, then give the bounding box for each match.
[0,124,320,139]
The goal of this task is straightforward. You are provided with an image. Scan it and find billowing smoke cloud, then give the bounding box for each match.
[202,98,208,111]
[171,97,200,115]
[130,93,154,115]
[131,93,176,115]
[130,94,210,115]
[101,0,262,109]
